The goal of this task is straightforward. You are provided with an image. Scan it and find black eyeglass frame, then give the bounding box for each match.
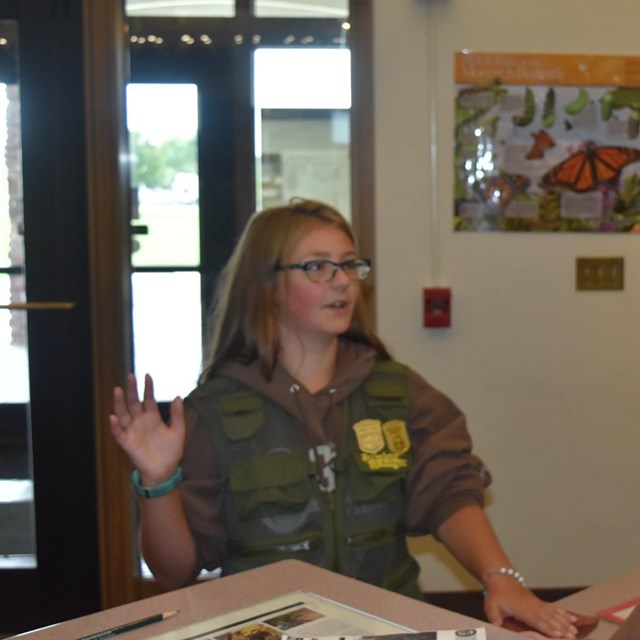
[276,258,371,283]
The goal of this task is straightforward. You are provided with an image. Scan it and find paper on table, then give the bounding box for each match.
[145,590,484,640]
[285,631,486,640]
[599,597,640,625]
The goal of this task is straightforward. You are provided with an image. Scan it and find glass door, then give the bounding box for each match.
[127,42,242,406]
[0,2,101,633]
[125,16,353,583]
[0,21,34,570]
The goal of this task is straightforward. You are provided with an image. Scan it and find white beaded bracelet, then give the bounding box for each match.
[483,567,526,587]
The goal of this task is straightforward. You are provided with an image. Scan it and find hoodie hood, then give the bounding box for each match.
[217,339,377,445]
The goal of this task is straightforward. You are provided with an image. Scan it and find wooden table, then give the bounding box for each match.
[14,561,639,640]
[12,560,519,640]
[555,567,640,640]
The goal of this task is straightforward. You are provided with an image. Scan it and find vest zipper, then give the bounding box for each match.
[327,402,349,575]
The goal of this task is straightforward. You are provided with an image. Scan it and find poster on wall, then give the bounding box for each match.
[454,51,640,232]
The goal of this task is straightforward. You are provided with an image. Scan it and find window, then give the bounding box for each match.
[254,0,348,18]
[126,0,235,18]
[124,0,349,19]
[255,48,351,214]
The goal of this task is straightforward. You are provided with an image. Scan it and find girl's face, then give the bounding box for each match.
[276,224,360,345]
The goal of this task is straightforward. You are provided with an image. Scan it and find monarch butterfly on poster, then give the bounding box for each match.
[541,142,640,192]
[525,129,556,160]
[476,173,530,207]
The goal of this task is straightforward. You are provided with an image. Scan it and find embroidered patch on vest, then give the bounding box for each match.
[361,452,408,471]
[353,419,385,454]
[382,419,410,454]
[353,419,410,470]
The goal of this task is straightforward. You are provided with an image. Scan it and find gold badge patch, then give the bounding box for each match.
[382,420,410,454]
[353,419,385,454]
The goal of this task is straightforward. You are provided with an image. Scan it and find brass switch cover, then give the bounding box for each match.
[576,257,624,291]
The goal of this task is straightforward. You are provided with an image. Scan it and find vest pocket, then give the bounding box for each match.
[228,533,323,558]
[364,378,408,422]
[345,521,405,548]
[218,392,265,440]
[348,455,407,502]
[229,452,311,518]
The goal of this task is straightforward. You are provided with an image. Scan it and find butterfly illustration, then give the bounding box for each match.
[525,130,555,160]
[476,173,530,208]
[541,142,640,192]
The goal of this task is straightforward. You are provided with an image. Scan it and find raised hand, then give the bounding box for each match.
[109,373,186,485]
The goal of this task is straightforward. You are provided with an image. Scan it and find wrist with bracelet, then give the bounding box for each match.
[131,466,183,499]
[482,567,526,596]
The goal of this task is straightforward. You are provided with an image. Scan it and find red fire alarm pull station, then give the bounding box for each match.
[423,287,451,328]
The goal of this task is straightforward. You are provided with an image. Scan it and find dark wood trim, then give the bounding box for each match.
[349,0,376,323]
[232,42,256,233]
[82,0,136,609]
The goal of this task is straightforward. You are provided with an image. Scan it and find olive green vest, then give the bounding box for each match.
[203,359,424,600]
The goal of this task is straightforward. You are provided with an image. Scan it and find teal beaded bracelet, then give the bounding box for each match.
[132,467,183,499]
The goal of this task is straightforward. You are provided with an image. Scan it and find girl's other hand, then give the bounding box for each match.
[484,578,578,639]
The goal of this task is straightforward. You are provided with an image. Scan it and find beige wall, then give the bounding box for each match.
[372,0,640,591]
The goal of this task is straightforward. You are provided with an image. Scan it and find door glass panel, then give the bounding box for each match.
[132,272,202,402]
[254,48,351,216]
[127,84,200,268]
[0,275,28,404]
[0,20,36,569]
[125,0,235,18]
[254,0,348,18]
[127,83,202,404]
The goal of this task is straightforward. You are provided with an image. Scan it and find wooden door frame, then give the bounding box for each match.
[349,0,376,322]
[83,0,139,608]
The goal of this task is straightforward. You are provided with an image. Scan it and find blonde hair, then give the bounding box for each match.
[200,198,390,382]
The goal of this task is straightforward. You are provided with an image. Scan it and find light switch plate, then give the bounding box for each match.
[576,257,624,291]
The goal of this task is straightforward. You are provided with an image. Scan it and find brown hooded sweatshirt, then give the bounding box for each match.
[179,338,490,583]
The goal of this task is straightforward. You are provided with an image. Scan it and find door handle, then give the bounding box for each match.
[0,301,76,311]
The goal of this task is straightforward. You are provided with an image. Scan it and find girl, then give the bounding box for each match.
[110,198,577,638]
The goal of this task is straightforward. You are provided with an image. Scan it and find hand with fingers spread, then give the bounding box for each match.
[109,373,186,486]
[109,373,198,589]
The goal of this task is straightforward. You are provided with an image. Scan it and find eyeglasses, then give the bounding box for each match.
[276,258,371,283]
